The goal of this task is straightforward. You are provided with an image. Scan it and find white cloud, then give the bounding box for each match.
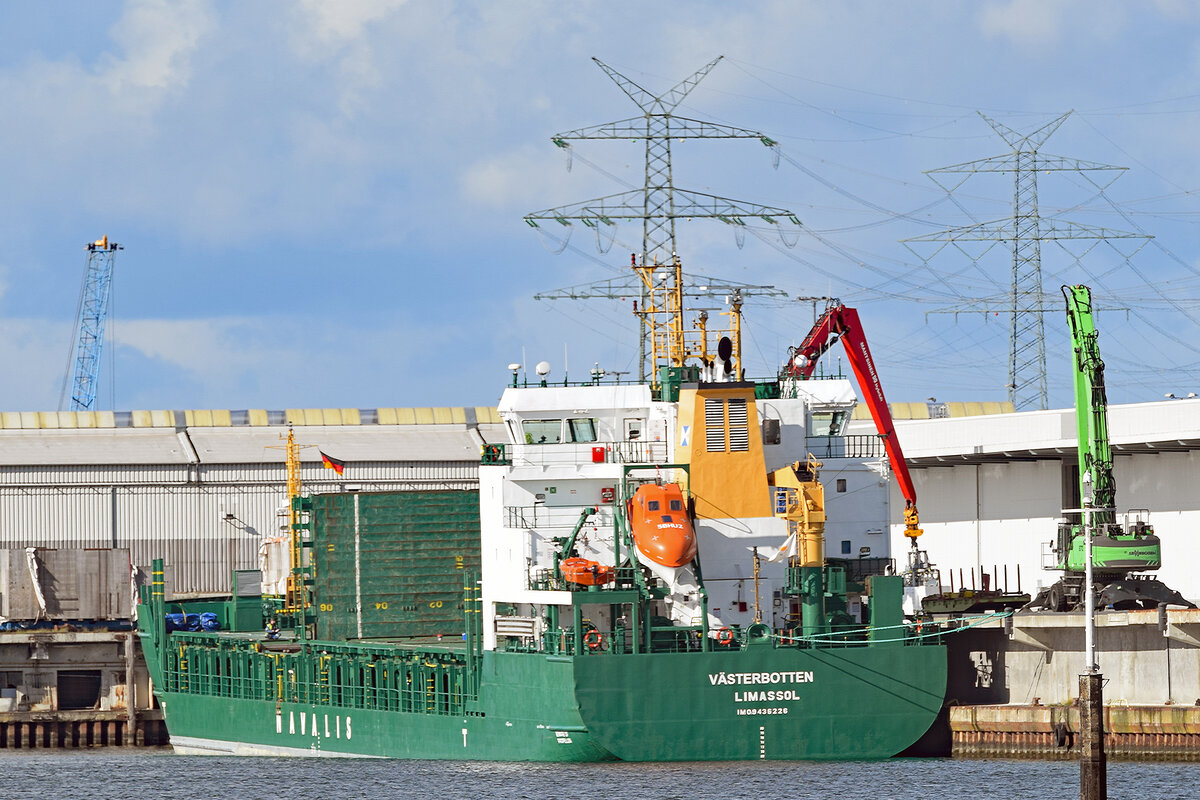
[0,0,216,174]
[1153,0,1200,21]
[288,0,411,116]
[460,146,578,211]
[977,0,1133,46]
[979,0,1069,45]
[102,0,216,92]
[112,318,289,376]
[0,319,73,410]
[293,0,410,47]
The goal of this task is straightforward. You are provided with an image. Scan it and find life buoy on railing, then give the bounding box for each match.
[716,627,735,646]
[584,629,604,651]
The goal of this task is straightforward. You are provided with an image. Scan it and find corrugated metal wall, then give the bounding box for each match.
[0,464,189,485]
[0,410,492,597]
[196,461,478,486]
[0,467,481,597]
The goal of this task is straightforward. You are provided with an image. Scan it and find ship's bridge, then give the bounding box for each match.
[496,384,675,466]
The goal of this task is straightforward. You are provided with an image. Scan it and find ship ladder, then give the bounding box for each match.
[178,644,190,692]
[319,656,330,705]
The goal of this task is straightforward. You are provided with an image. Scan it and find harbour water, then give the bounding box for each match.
[3,752,1199,800]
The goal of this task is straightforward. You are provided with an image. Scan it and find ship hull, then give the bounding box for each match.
[575,645,946,760]
[144,642,945,761]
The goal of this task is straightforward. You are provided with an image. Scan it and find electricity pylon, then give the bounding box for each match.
[525,56,799,380]
[904,112,1147,411]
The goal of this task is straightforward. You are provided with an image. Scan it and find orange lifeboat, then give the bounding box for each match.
[627,483,697,568]
[560,557,615,586]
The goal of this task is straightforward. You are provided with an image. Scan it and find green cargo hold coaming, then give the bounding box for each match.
[311,490,480,640]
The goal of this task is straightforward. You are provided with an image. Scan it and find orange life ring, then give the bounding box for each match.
[716,627,734,646]
[584,629,603,650]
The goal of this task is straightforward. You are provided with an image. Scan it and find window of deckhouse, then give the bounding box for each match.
[567,418,598,442]
[522,419,562,444]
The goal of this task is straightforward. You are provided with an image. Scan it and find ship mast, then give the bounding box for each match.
[278,426,310,616]
[633,254,747,387]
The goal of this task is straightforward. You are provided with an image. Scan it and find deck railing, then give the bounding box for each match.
[507,440,670,467]
[805,434,883,459]
[161,634,476,717]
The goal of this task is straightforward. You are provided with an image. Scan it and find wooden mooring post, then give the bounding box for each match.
[1080,672,1106,800]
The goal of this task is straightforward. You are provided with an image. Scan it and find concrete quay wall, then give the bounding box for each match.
[951,704,1200,760]
[944,608,1200,759]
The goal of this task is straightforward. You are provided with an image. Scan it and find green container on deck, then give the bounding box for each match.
[310,490,480,640]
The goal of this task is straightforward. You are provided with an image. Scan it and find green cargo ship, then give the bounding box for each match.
[136,59,951,760]
[137,318,948,759]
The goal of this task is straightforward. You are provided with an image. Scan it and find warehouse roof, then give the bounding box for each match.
[892,398,1200,465]
[0,406,504,466]
[0,406,502,430]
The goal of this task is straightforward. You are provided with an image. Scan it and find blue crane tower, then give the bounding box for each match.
[61,235,122,411]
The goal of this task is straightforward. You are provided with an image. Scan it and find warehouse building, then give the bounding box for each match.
[884,397,1200,602]
[0,406,503,597]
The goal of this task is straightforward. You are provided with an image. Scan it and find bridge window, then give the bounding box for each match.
[810,410,847,437]
[522,419,562,444]
[567,418,597,443]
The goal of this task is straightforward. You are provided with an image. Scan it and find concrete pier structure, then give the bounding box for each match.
[0,629,167,749]
[943,608,1200,759]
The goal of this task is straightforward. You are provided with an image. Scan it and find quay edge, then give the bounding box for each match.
[943,607,1200,760]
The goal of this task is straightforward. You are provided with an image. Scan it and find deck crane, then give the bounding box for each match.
[783,301,939,597]
[61,236,122,412]
[1031,285,1193,611]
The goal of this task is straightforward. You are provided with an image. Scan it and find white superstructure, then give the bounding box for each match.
[477,376,880,649]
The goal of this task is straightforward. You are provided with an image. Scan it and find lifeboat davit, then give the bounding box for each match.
[627,483,697,568]
[561,557,615,586]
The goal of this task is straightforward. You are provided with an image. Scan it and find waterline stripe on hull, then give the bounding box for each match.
[170,735,385,758]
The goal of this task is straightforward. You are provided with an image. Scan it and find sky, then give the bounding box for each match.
[2,0,1200,414]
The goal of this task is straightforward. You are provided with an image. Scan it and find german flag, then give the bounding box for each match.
[320,451,345,475]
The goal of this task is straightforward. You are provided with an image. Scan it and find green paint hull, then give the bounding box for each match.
[141,632,946,761]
